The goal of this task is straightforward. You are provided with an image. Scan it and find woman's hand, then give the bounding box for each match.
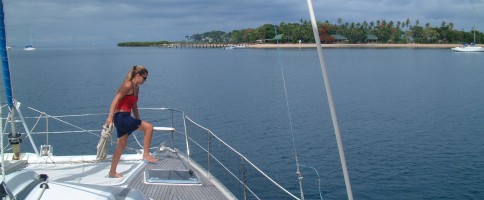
[105,117,113,126]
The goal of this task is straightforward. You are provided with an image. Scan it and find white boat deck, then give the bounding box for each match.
[4,148,235,200]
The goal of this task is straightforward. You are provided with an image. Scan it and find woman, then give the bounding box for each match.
[106,65,158,178]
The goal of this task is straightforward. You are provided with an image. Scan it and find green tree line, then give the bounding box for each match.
[186,18,483,44]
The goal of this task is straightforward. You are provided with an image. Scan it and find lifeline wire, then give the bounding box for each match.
[26,107,144,152]
[28,107,100,138]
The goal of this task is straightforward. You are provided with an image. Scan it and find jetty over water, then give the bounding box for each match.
[158,43,236,48]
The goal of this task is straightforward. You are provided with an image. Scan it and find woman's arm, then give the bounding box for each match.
[132,102,140,120]
[106,82,131,124]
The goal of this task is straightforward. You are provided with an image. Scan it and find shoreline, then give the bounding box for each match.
[248,43,483,49]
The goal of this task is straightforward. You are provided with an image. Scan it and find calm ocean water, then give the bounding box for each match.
[3,46,484,199]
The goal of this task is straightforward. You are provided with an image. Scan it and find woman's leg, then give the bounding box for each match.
[138,120,158,162]
[109,134,128,177]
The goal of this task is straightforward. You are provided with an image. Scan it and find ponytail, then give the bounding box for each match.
[123,65,148,83]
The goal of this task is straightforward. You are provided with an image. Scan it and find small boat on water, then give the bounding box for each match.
[451,5,483,52]
[23,45,36,51]
[223,44,234,50]
[451,43,484,52]
[23,27,36,51]
[223,44,248,50]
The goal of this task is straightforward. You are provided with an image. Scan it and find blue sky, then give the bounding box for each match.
[4,0,484,46]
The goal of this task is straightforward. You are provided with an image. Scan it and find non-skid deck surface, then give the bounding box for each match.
[127,149,232,200]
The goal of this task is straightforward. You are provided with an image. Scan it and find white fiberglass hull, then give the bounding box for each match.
[23,47,36,51]
[451,46,484,52]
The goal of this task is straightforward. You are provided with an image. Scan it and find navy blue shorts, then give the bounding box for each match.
[113,112,142,138]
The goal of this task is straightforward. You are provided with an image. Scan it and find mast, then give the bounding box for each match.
[305,0,354,199]
[473,5,476,44]
[0,0,21,160]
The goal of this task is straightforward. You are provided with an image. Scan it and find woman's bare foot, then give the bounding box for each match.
[108,172,123,178]
[143,154,159,163]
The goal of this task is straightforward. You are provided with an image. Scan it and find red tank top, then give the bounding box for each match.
[116,95,138,112]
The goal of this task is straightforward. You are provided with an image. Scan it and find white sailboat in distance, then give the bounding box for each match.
[451,5,484,52]
[23,28,36,51]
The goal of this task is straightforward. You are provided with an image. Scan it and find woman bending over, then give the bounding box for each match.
[106,65,158,178]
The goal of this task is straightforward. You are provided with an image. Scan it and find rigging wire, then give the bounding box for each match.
[272,27,326,200]
[269,1,356,199]
[272,25,305,200]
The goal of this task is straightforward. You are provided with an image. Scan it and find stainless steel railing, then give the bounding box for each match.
[8,105,300,199]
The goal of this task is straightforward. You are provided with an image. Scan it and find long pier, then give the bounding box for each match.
[158,43,234,48]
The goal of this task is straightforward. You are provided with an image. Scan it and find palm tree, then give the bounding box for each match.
[363,21,369,30]
[441,21,447,28]
[388,21,394,28]
[448,23,454,30]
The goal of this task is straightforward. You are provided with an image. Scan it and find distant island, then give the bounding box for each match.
[118,18,483,47]
[118,41,172,47]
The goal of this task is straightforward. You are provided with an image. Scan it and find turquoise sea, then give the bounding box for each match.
[3,46,484,199]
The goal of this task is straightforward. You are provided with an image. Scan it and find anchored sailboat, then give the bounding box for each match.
[23,45,35,51]
[451,5,483,52]
[23,29,36,51]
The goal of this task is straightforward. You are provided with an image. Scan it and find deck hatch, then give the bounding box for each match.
[144,169,200,185]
